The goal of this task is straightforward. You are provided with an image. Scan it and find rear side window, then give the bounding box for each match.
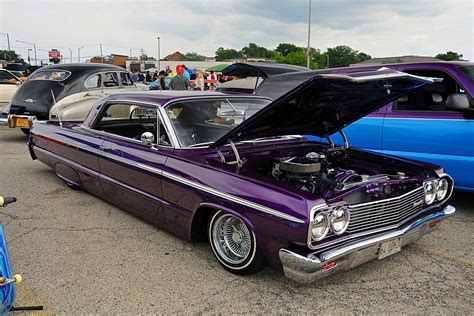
[120,72,133,86]
[30,70,71,81]
[0,71,18,84]
[84,74,102,89]
[103,72,119,87]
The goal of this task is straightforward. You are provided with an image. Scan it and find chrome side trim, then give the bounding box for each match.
[33,132,304,224]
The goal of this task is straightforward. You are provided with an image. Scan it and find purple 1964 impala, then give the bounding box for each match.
[28,69,455,283]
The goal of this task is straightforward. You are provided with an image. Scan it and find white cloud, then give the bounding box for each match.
[0,0,472,63]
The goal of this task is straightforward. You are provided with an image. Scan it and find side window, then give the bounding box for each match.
[0,71,17,84]
[93,103,171,146]
[120,72,133,86]
[393,69,465,112]
[84,74,102,89]
[103,72,119,88]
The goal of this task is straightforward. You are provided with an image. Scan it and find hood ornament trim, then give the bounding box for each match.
[23,98,37,103]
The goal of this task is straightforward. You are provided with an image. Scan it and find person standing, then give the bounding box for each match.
[130,70,138,82]
[137,71,145,84]
[170,65,190,90]
[181,64,191,82]
[208,70,216,90]
[195,70,205,91]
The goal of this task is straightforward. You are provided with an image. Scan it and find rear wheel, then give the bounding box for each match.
[208,211,265,275]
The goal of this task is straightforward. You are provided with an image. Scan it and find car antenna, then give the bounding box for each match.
[51,89,63,127]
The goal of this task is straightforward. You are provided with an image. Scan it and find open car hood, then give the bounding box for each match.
[211,68,437,148]
[221,62,310,78]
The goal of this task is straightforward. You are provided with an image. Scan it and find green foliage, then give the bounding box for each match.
[435,51,463,61]
[241,43,273,58]
[182,52,207,61]
[275,43,300,56]
[0,50,27,65]
[325,45,371,68]
[215,47,241,61]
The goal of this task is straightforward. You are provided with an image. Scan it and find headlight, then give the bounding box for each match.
[436,178,449,201]
[330,206,350,235]
[311,212,330,241]
[424,181,436,205]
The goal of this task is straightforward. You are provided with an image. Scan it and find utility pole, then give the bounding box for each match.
[1,33,11,60]
[27,49,32,65]
[100,43,103,63]
[69,48,73,63]
[306,0,312,69]
[16,40,37,65]
[157,36,161,71]
[129,48,132,58]
[78,46,83,63]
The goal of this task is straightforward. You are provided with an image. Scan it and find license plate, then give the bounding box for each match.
[378,238,402,260]
[14,117,29,128]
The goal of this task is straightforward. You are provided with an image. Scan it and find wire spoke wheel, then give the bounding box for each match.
[211,213,252,265]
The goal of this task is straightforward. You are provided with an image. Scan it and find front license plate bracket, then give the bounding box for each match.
[378,238,402,260]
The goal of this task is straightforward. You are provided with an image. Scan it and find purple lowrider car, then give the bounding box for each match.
[28,69,455,283]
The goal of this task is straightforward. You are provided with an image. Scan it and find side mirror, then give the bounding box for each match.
[140,132,155,146]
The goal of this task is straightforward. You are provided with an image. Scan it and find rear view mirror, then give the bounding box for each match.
[220,109,245,117]
[140,132,155,146]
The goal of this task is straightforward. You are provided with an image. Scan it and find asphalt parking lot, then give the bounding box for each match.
[0,126,472,314]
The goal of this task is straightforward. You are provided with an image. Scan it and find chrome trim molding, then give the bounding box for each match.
[280,205,455,283]
[32,133,304,224]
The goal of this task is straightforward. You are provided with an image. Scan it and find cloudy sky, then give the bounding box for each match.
[0,0,472,64]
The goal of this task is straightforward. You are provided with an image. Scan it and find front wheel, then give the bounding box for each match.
[208,211,265,275]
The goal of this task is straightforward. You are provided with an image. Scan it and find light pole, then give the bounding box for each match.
[69,48,73,63]
[157,36,161,71]
[78,46,84,63]
[0,33,10,60]
[306,0,312,69]
[16,40,37,65]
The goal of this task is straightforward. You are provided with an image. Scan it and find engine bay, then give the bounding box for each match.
[268,146,419,203]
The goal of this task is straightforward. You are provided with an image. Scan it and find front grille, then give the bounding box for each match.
[348,187,425,234]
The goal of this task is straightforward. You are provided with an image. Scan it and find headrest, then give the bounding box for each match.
[431,93,443,104]
[446,94,470,110]
[398,95,408,103]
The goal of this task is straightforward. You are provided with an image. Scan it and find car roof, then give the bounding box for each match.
[37,63,125,73]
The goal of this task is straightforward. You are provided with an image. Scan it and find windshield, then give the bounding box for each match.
[165,97,271,147]
[29,69,71,81]
[459,65,474,83]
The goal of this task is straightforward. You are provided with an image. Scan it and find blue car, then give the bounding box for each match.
[304,62,474,192]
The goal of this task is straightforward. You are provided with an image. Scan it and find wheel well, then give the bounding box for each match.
[191,206,217,242]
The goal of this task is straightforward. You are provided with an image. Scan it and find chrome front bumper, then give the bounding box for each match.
[0,117,7,126]
[279,205,455,283]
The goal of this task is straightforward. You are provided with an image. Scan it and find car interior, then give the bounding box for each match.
[93,103,171,146]
[394,69,471,112]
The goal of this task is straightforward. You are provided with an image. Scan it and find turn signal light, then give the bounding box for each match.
[320,260,337,271]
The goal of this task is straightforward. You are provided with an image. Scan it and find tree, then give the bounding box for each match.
[0,50,27,65]
[275,43,299,56]
[325,45,371,68]
[241,43,273,58]
[273,48,318,69]
[182,52,207,61]
[215,47,241,61]
[436,51,463,61]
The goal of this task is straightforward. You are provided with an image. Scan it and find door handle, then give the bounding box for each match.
[99,145,110,152]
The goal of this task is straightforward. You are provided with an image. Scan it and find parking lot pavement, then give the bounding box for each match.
[0,126,472,314]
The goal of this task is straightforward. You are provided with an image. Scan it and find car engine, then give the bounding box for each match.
[271,148,409,199]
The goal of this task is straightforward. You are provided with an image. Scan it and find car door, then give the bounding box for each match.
[90,101,173,227]
[381,67,474,190]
